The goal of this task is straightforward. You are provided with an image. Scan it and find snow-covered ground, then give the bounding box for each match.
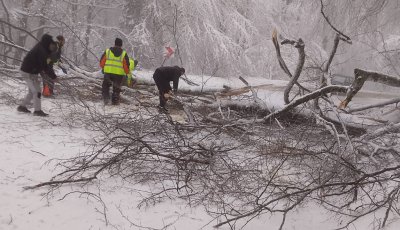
[1,72,399,230]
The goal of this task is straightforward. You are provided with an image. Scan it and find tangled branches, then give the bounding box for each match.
[23,87,400,229]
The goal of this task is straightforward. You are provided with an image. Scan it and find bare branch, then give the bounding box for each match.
[319,0,352,43]
[264,85,347,121]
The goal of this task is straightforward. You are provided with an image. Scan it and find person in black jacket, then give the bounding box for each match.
[17,34,58,117]
[152,66,185,110]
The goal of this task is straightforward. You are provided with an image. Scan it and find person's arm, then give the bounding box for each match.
[99,51,106,69]
[50,48,62,64]
[173,75,179,93]
[44,62,57,80]
[123,53,130,74]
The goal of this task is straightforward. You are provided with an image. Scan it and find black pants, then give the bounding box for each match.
[153,76,171,107]
[102,74,123,104]
[158,88,170,107]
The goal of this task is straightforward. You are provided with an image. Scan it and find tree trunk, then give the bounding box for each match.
[36,0,50,38]
[83,4,94,67]
[13,0,33,65]
[122,0,146,57]
[1,0,14,62]
[71,0,79,64]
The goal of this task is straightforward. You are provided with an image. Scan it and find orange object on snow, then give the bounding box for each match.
[42,84,51,97]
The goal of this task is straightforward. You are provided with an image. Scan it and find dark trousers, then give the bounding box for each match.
[158,89,169,107]
[153,76,171,107]
[102,74,123,104]
[42,73,55,96]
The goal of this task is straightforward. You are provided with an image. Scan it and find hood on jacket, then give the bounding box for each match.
[109,47,124,57]
[40,34,54,53]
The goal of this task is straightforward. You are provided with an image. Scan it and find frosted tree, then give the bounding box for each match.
[118,0,272,77]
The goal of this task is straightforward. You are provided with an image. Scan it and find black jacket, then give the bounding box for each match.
[20,34,57,79]
[153,66,183,92]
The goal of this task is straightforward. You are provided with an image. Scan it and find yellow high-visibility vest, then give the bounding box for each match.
[104,49,127,76]
[127,58,137,87]
[128,58,136,77]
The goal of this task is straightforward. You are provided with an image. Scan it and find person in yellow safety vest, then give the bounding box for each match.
[99,38,130,105]
[126,58,139,87]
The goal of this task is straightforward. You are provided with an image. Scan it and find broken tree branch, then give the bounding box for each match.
[340,68,400,108]
[283,38,305,104]
[263,85,348,121]
[355,69,400,87]
[272,30,292,77]
[272,29,310,94]
[324,34,341,74]
[314,34,343,114]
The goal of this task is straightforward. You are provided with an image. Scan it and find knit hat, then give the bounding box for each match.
[115,38,123,47]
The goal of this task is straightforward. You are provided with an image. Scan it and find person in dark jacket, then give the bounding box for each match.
[152,66,185,110]
[42,35,65,97]
[17,34,58,117]
[99,38,130,105]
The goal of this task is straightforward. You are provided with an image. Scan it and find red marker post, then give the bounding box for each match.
[161,46,175,66]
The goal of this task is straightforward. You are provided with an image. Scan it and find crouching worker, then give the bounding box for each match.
[152,66,185,111]
[99,38,130,105]
[17,34,58,117]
